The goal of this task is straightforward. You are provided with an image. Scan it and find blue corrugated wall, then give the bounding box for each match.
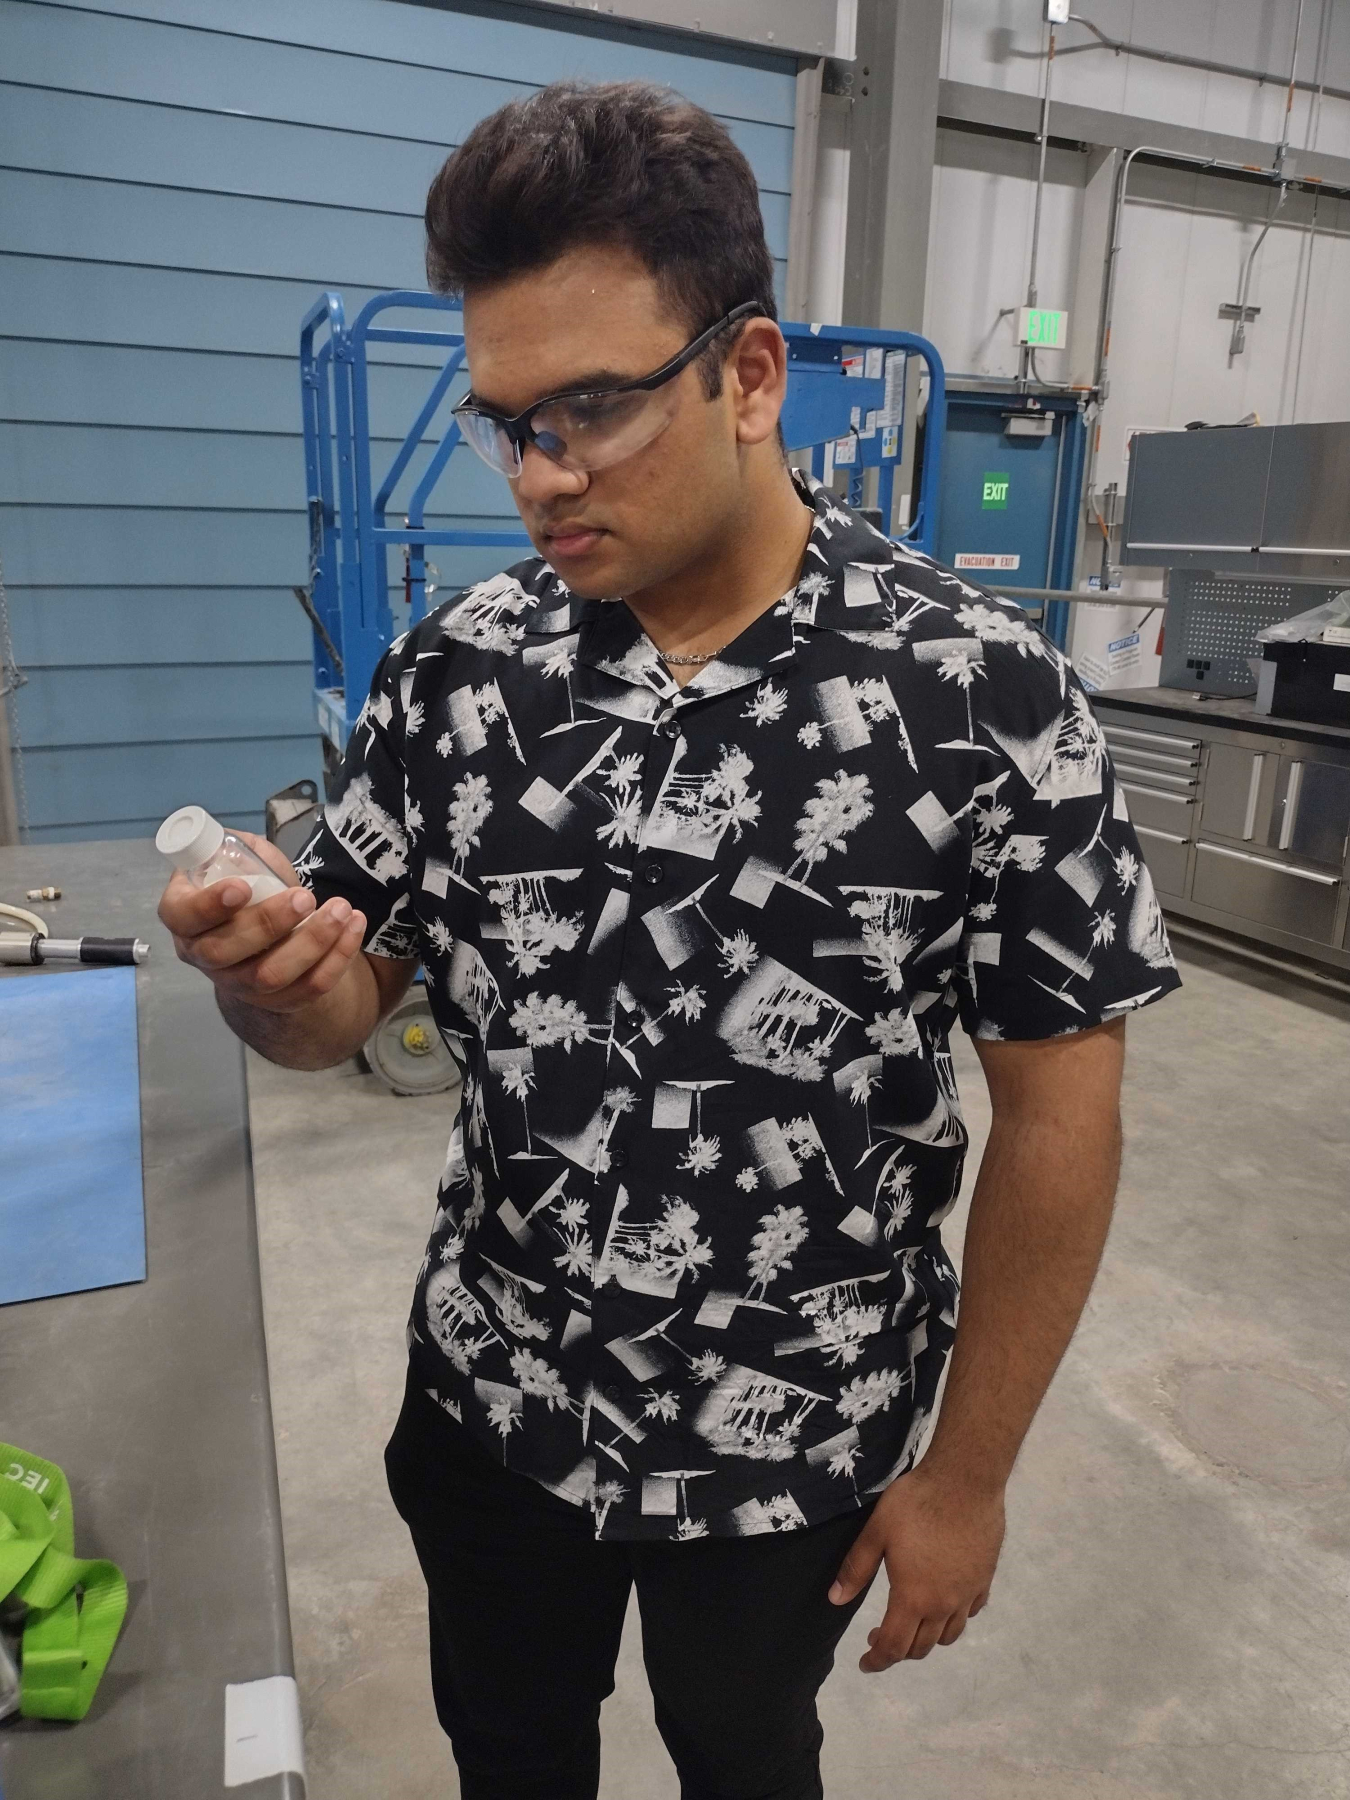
[0,0,797,842]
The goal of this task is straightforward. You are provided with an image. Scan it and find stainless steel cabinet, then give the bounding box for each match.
[1191,842,1342,943]
[1100,719,1200,900]
[1200,743,1276,842]
[1094,697,1350,975]
[1273,757,1350,868]
[1132,825,1191,896]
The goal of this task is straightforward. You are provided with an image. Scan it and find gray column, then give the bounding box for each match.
[1069,146,1118,392]
[841,0,945,330]
[786,58,825,321]
[1067,146,1119,594]
[0,692,19,847]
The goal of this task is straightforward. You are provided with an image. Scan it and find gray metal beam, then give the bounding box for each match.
[522,0,841,59]
[842,0,945,331]
[937,77,1350,195]
[786,58,824,320]
[0,692,18,847]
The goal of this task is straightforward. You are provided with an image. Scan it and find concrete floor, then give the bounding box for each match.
[247,937,1350,1800]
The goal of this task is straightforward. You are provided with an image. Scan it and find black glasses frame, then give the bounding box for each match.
[451,300,767,466]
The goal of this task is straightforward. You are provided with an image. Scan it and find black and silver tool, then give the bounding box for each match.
[0,935,150,967]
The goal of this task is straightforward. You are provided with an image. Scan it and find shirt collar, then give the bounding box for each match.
[517,471,911,696]
[785,471,920,636]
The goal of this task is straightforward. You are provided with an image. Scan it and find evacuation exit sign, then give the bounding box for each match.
[982,472,1010,510]
[1017,306,1068,348]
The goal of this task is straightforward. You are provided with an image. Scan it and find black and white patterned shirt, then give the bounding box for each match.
[297,474,1180,1541]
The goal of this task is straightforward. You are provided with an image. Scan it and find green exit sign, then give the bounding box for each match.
[982,472,1010,510]
[1017,306,1068,348]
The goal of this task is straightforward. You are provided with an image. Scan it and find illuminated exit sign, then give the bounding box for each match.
[1017,306,1068,348]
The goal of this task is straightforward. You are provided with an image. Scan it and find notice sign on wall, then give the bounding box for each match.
[954,553,1021,571]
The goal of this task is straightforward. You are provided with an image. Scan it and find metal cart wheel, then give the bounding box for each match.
[358,990,459,1097]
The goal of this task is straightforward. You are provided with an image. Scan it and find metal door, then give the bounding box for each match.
[1270,757,1350,868]
[935,407,1062,590]
[1200,744,1277,842]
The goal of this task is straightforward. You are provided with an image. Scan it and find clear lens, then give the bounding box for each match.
[456,408,521,476]
[455,372,685,479]
[531,386,679,474]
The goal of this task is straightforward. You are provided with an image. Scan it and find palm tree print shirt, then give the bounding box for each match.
[295,474,1180,1541]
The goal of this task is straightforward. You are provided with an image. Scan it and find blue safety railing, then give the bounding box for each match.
[778,321,945,554]
[300,292,946,751]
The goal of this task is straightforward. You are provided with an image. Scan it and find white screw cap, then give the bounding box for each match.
[156,805,226,871]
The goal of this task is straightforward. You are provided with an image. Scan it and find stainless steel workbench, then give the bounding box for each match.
[1092,687,1350,975]
[0,840,301,1799]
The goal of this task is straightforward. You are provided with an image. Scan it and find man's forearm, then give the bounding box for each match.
[920,1098,1121,1495]
[217,951,384,1071]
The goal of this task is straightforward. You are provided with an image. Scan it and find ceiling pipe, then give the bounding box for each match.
[1064,9,1350,112]
[1227,0,1307,357]
[1274,0,1308,177]
[1019,18,1057,390]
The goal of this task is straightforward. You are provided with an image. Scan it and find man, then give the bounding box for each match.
[161,82,1179,1800]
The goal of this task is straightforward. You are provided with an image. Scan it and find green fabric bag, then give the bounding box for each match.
[0,1443,127,1720]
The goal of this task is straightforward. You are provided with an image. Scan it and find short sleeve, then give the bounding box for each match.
[292,639,419,959]
[957,653,1182,1041]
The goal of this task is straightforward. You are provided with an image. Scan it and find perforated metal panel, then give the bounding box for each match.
[1161,572,1345,695]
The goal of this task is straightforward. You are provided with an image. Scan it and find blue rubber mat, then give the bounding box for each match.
[0,967,147,1305]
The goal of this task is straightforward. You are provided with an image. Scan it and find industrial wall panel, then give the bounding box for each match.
[18,663,317,750]
[3,505,521,595]
[8,590,312,669]
[0,257,401,359]
[0,425,528,516]
[0,84,796,213]
[3,345,299,432]
[20,737,321,836]
[1,171,430,286]
[940,0,1350,159]
[924,130,1083,386]
[24,814,265,844]
[12,0,797,127]
[2,0,797,839]
[0,81,497,215]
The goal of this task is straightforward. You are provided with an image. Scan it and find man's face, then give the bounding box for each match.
[460,244,776,600]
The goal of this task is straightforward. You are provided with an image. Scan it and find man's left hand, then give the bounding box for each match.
[827,1465,1005,1671]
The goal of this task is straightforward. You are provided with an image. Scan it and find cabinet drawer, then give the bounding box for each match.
[1114,760,1197,792]
[1099,722,1200,754]
[1192,842,1341,943]
[1103,739,1199,772]
[1121,782,1196,836]
[1135,826,1191,897]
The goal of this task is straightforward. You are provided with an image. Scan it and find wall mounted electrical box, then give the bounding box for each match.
[1122,422,1350,578]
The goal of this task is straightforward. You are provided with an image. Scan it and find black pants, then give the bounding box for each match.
[385,1375,878,1800]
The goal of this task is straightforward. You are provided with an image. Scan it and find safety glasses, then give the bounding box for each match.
[451,301,765,479]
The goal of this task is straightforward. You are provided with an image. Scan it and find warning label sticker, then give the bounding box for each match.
[954,553,1021,570]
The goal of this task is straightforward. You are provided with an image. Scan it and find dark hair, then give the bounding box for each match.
[424,81,777,396]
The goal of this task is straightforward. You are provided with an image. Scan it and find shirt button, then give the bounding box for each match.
[603,1384,622,1402]
[640,861,665,886]
[610,1147,630,1170]
[658,721,679,740]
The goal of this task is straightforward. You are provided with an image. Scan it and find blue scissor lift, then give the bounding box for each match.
[299,290,946,758]
[295,292,946,1091]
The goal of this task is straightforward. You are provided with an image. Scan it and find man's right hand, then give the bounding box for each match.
[158,831,368,1016]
